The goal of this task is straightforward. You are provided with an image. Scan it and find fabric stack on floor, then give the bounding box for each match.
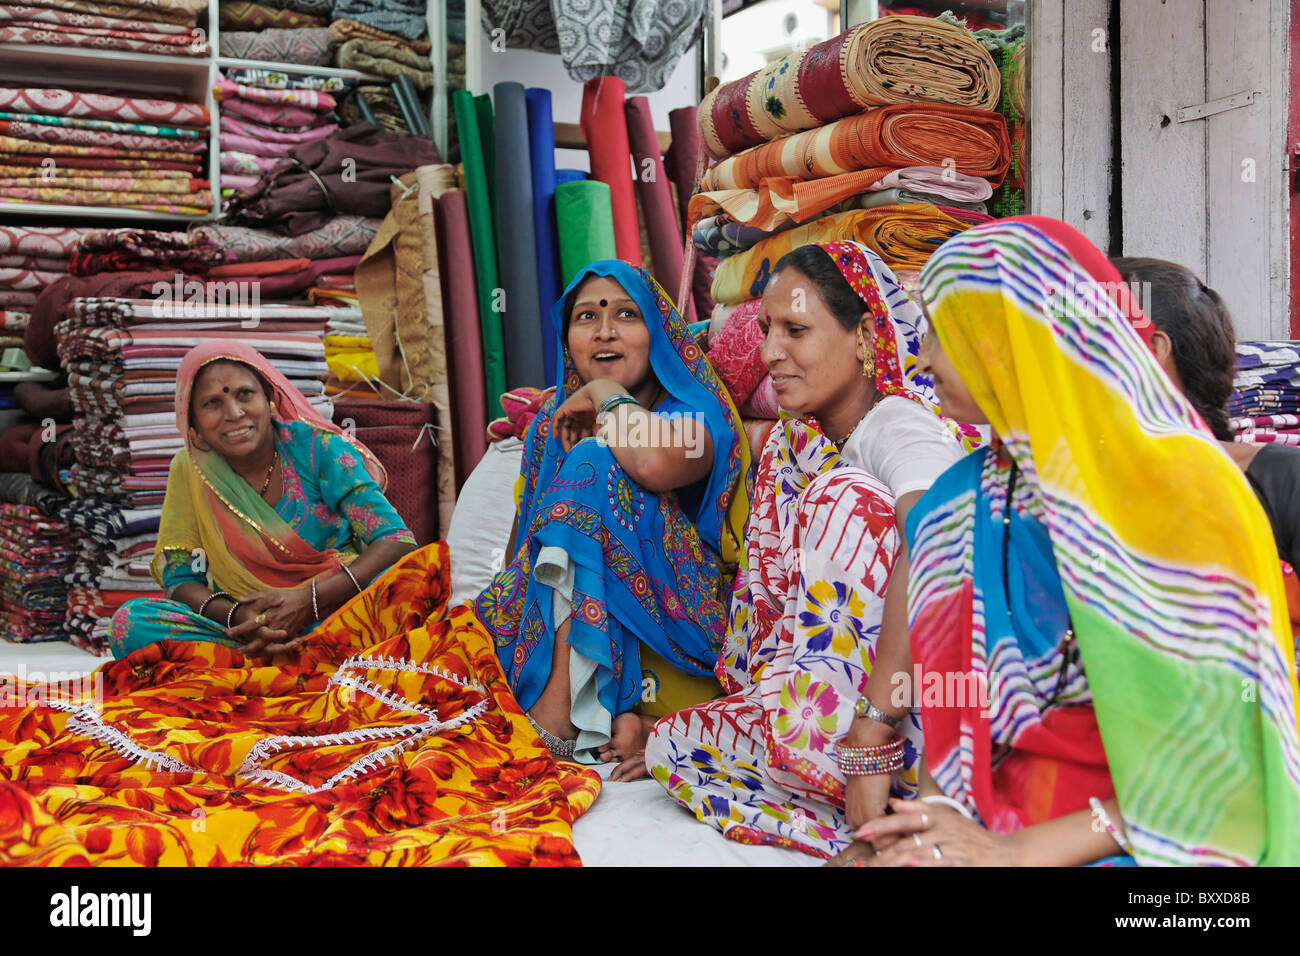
[0,86,212,214]
[1231,342,1300,446]
[689,15,1008,435]
[218,0,334,65]
[0,501,74,643]
[0,0,208,55]
[214,71,350,207]
[1,225,93,361]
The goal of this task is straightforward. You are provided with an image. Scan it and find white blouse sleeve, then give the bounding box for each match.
[844,397,965,501]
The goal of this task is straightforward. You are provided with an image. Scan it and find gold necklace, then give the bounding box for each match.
[258,449,279,497]
[831,393,883,449]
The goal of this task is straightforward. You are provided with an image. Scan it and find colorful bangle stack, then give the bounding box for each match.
[836,735,905,776]
[597,392,638,417]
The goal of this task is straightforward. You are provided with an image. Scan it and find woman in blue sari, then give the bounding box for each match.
[475,261,748,781]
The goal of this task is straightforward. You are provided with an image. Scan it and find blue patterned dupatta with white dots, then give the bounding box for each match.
[475,261,749,748]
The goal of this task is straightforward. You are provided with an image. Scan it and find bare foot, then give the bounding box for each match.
[599,712,656,782]
[826,840,876,867]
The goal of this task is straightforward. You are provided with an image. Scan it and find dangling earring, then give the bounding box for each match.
[858,326,875,380]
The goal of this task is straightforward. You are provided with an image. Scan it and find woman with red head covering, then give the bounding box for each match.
[109,341,417,659]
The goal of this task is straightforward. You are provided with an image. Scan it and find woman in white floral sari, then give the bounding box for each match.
[645,242,976,859]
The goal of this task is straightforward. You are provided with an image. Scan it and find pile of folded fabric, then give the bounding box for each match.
[214,71,347,206]
[0,0,208,55]
[688,15,1008,434]
[225,122,440,235]
[2,226,94,357]
[0,501,74,643]
[194,215,382,398]
[330,17,432,95]
[0,85,212,214]
[1231,342,1300,446]
[218,0,335,65]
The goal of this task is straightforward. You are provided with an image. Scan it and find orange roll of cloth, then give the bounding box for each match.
[699,14,1001,160]
[701,103,1010,193]
[710,203,976,304]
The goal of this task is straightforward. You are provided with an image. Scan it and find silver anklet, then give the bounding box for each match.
[526,712,576,759]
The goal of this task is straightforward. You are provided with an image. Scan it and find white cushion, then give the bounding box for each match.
[446,437,524,605]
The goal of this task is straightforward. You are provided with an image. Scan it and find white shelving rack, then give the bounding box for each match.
[0,0,449,224]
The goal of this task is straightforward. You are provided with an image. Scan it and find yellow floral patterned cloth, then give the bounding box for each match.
[0,543,600,866]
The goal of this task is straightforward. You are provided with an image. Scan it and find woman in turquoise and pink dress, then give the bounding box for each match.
[109,341,417,658]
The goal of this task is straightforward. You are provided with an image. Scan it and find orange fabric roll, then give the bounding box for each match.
[701,103,1010,192]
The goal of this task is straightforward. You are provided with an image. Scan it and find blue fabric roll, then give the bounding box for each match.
[493,81,546,389]
[526,87,561,384]
[555,168,588,185]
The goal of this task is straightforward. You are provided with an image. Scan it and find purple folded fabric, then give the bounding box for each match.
[218,96,323,129]
[220,132,299,158]
[219,28,334,66]
[220,115,338,144]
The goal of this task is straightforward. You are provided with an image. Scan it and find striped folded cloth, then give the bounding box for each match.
[702,103,1010,193]
[710,203,978,304]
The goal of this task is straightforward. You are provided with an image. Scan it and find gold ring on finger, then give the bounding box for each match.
[255,613,267,625]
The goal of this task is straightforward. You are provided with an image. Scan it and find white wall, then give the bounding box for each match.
[475,38,702,171]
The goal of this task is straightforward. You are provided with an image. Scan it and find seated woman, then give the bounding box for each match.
[474,261,748,780]
[1113,256,1300,668]
[110,341,417,658]
[645,241,975,859]
[862,217,1300,866]
[1111,257,1300,568]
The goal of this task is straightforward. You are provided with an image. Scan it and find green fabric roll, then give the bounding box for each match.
[474,93,499,234]
[555,180,617,289]
[453,89,506,417]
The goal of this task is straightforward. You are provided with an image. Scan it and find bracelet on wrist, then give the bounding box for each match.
[310,578,320,622]
[853,692,903,730]
[836,734,905,777]
[341,563,363,596]
[225,601,239,629]
[597,393,638,416]
[921,794,974,821]
[1089,797,1133,855]
[198,590,232,619]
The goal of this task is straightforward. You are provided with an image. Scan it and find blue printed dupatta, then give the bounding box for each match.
[475,261,749,741]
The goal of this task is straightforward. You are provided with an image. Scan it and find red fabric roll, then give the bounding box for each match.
[579,77,640,265]
[435,190,489,493]
[624,96,692,322]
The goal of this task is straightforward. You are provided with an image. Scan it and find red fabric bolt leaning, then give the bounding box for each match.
[580,77,641,266]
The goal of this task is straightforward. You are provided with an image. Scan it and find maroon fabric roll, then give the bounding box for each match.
[435,190,489,492]
[664,105,699,233]
[579,77,640,266]
[331,399,437,545]
[692,253,717,332]
[624,96,692,323]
